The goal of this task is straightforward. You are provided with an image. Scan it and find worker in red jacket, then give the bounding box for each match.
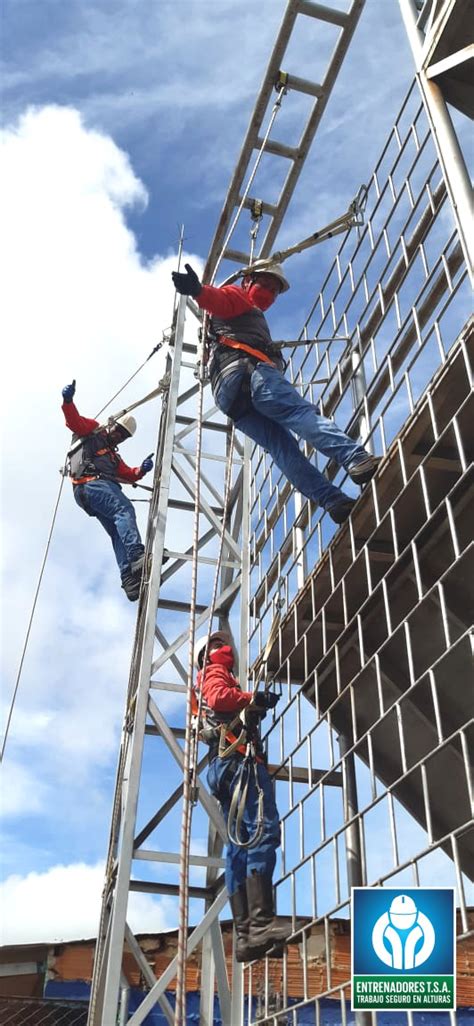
[172,261,378,523]
[62,380,153,601]
[194,631,288,962]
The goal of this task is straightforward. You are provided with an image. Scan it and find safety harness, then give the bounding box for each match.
[207,306,287,421]
[192,676,280,849]
[191,686,250,760]
[67,429,121,485]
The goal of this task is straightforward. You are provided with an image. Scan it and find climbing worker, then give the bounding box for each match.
[194,630,289,962]
[172,261,378,523]
[61,380,153,601]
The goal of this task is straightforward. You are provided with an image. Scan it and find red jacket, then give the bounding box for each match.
[62,402,144,484]
[196,661,253,714]
[197,283,257,319]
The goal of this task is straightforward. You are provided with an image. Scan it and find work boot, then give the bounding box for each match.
[130,552,148,577]
[246,873,289,958]
[229,887,267,963]
[130,551,170,580]
[121,571,140,602]
[348,454,379,485]
[327,495,356,524]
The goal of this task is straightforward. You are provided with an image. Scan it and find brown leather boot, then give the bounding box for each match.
[246,872,288,958]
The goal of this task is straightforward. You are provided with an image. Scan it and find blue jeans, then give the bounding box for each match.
[214,363,369,510]
[207,755,281,896]
[74,479,144,578]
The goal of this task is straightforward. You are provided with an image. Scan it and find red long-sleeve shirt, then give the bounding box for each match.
[197,661,253,714]
[196,283,256,319]
[62,402,144,484]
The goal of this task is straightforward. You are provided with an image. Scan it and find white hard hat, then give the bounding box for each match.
[194,631,232,669]
[116,413,137,438]
[243,260,290,293]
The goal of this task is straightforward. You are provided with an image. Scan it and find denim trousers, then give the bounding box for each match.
[214,362,368,510]
[207,754,281,896]
[74,479,144,578]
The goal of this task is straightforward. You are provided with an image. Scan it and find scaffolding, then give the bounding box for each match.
[87,2,473,1024]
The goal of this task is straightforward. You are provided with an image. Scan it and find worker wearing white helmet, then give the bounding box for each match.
[172,261,378,525]
[61,379,154,601]
[193,630,288,963]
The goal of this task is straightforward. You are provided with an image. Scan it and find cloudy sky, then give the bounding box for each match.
[0,0,423,945]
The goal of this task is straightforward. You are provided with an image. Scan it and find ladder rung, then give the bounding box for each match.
[157,599,207,614]
[286,74,324,98]
[165,550,241,569]
[222,248,251,265]
[169,498,225,515]
[134,850,226,869]
[150,681,187,694]
[130,880,214,899]
[175,416,230,435]
[174,445,243,465]
[254,138,299,160]
[297,0,349,28]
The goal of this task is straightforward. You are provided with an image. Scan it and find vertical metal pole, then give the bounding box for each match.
[118,975,130,1026]
[339,733,371,1026]
[351,345,371,449]
[95,296,188,1026]
[398,0,474,281]
[294,492,308,589]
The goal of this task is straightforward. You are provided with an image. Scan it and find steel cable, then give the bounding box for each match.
[210,84,287,285]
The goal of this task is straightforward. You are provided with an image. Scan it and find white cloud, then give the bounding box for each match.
[0,760,50,818]
[0,862,175,944]
[0,105,196,820]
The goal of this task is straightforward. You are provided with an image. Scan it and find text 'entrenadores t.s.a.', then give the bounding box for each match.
[351,887,455,1011]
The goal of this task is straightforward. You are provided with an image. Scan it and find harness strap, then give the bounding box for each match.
[217,722,247,759]
[226,746,265,849]
[218,335,276,367]
[72,474,99,485]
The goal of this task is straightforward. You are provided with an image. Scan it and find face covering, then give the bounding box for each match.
[247,283,276,311]
[209,645,234,669]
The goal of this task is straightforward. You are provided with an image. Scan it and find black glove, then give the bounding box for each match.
[253,690,280,711]
[171,263,202,297]
[62,379,76,403]
[239,705,263,730]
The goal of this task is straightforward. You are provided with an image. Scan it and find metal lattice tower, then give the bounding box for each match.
[88,2,473,1024]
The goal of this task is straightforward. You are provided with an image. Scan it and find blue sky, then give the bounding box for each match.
[0,0,437,944]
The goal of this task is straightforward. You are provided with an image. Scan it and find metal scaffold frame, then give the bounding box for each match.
[87,2,473,1024]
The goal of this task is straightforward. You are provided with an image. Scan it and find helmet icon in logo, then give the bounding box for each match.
[372,894,435,970]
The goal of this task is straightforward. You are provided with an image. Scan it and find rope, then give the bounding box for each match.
[0,475,65,763]
[210,82,287,285]
[191,424,235,754]
[174,422,236,1026]
[0,345,164,764]
[174,344,206,1026]
[105,375,170,425]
